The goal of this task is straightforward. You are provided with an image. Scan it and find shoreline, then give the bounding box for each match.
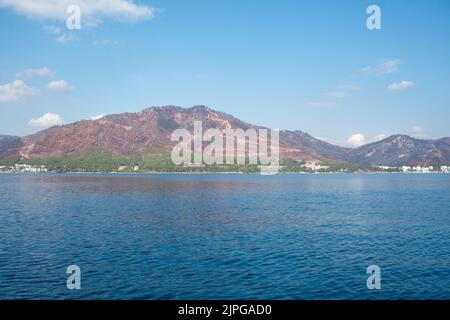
[1,171,449,175]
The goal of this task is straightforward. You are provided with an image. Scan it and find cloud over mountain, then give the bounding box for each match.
[28,112,64,128]
[347,133,366,147]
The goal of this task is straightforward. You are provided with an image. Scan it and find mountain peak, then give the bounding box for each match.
[141,105,182,113]
[189,105,210,111]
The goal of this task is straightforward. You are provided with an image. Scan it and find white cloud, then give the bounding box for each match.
[387,80,415,91]
[411,126,426,138]
[361,59,401,75]
[0,80,39,102]
[303,101,336,108]
[0,0,155,24]
[325,91,348,98]
[47,80,73,91]
[89,114,106,120]
[16,66,54,78]
[347,133,366,147]
[28,112,64,128]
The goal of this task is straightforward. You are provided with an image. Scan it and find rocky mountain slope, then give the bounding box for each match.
[349,134,450,166]
[1,105,449,166]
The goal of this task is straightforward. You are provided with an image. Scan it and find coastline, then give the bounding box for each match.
[1,171,449,175]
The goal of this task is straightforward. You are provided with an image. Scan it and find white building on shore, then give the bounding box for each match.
[14,164,48,173]
[412,166,433,173]
[301,162,330,171]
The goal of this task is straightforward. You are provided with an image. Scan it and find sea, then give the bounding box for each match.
[0,173,449,299]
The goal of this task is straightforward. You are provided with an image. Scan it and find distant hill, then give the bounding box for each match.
[0,106,449,166]
[349,134,450,166]
[0,135,21,159]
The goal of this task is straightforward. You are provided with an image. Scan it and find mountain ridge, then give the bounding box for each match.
[1,105,449,166]
[351,134,450,166]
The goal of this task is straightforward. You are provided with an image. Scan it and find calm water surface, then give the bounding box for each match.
[0,173,449,299]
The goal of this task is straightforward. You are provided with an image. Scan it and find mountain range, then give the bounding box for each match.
[1,105,449,166]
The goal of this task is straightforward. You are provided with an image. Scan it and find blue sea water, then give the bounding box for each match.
[0,173,449,300]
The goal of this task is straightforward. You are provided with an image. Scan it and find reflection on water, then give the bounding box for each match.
[0,173,449,299]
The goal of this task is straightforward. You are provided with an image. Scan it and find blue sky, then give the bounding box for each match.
[0,0,449,146]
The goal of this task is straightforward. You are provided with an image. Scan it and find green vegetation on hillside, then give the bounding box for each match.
[0,149,407,173]
[0,149,260,172]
